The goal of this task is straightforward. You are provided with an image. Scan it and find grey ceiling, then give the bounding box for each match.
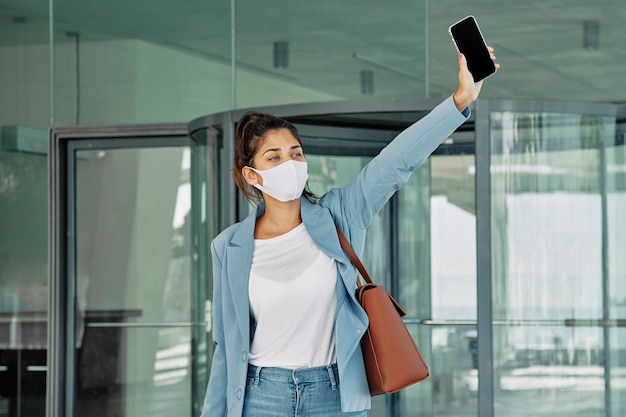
[1,0,625,103]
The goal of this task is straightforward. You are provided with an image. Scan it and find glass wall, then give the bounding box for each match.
[489,106,625,417]
[2,0,626,416]
[1,0,626,124]
[607,113,626,416]
[0,6,49,415]
[51,0,233,125]
[0,148,48,417]
[233,1,428,108]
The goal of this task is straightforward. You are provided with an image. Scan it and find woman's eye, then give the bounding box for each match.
[292,152,302,158]
[269,155,280,161]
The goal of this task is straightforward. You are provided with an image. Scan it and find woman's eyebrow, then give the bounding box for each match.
[262,145,302,155]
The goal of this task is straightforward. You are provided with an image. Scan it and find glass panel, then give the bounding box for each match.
[0,10,50,130]
[0,149,47,417]
[52,0,232,125]
[188,127,220,415]
[607,116,626,416]
[431,154,476,321]
[74,146,194,417]
[0,4,50,417]
[490,110,617,416]
[234,1,427,108]
[396,159,432,417]
[397,158,431,318]
[5,1,625,128]
[397,150,478,417]
[75,326,192,417]
[403,323,478,417]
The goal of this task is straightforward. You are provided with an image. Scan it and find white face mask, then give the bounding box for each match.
[247,160,309,202]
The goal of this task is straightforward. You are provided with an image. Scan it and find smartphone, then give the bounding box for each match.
[448,15,496,82]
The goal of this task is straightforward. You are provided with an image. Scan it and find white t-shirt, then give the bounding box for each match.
[248,223,337,369]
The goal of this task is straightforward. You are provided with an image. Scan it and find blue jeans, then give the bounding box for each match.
[242,364,368,417]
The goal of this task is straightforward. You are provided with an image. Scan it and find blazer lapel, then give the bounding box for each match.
[225,205,261,342]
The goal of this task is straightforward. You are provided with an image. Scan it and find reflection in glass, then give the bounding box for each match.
[74,147,193,417]
[490,111,620,416]
[234,1,427,108]
[0,8,51,417]
[0,148,48,417]
[52,2,231,125]
[396,153,479,417]
[607,118,626,416]
[430,155,476,321]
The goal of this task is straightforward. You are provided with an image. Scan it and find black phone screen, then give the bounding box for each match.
[449,16,496,82]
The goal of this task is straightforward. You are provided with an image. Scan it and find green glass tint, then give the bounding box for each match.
[1,26,50,414]
[233,1,428,108]
[3,0,626,126]
[74,146,194,417]
[0,147,48,417]
[51,0,233,125]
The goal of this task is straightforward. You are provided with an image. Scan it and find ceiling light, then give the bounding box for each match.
[273,41,289,69]
[583,20,600,50]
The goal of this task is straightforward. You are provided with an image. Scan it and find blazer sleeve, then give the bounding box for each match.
[327,95,469,229]
[199,241,227,417]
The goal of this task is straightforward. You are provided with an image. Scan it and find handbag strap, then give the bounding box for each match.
[335,226,373,287]
[336,225,407,317]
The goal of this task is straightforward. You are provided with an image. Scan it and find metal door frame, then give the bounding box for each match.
[47,123,204,417]
[476,98,620,417]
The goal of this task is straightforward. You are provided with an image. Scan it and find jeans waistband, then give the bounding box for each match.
[247,363,339,384]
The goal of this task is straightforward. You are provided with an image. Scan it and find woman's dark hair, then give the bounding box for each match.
[233,111,317,204]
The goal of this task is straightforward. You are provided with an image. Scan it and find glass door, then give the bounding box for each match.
[485,100,624,417]
[396,133,478,417]
[48,126,218,417]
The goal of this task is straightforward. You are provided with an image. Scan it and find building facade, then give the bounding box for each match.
[0,1,625,417]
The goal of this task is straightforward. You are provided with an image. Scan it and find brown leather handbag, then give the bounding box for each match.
[336,227,430,395]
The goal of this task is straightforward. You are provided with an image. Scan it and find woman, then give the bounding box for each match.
[201,49,499,417]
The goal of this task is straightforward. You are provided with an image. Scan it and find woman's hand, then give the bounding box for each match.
[453,46,499,112]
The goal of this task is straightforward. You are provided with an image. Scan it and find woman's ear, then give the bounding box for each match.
[242,167,261,186]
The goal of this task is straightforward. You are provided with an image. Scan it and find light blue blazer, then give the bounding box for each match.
[200,95,469,417]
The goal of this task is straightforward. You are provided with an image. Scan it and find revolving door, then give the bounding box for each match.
[188,98,626,417]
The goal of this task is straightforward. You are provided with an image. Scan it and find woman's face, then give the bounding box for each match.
[243,128,306,187]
